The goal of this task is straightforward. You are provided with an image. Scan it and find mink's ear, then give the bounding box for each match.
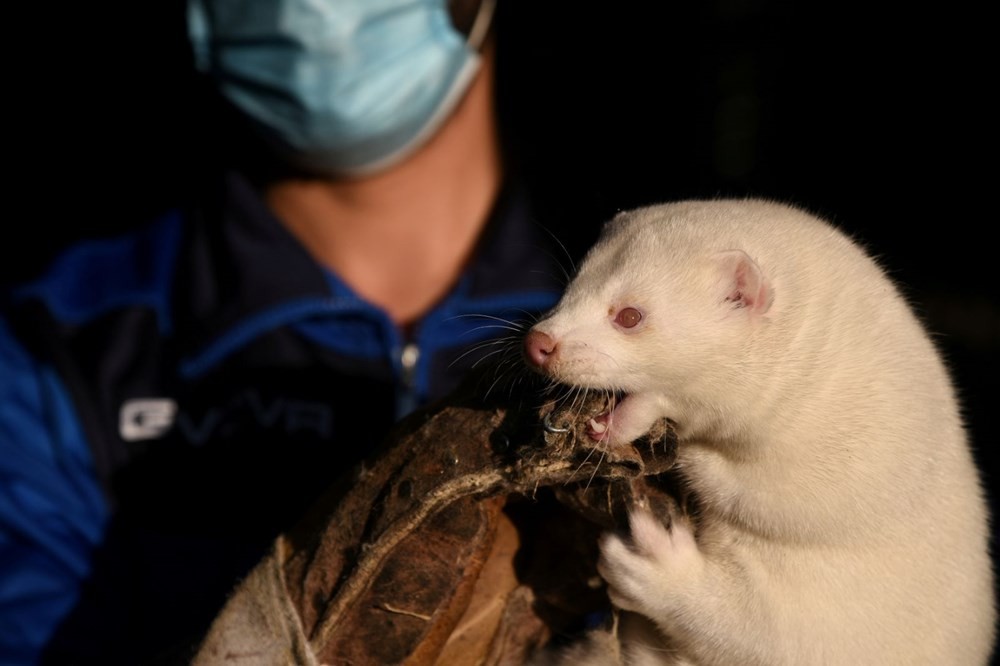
[715,250,773,314]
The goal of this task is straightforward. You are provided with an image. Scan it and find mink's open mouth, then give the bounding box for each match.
[587,389,627,440]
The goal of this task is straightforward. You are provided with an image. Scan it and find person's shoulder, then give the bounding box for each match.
[7,211,187,332]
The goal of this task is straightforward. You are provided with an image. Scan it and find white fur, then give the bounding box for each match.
[529,200,995,665]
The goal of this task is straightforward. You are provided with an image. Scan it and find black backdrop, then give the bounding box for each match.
[6,0,998,638]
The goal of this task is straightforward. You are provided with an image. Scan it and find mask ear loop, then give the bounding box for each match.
[465,0,497,52]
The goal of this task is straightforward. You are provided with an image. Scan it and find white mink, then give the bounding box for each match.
[523,199,995,665]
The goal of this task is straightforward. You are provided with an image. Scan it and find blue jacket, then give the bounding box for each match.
[0,172,563,664]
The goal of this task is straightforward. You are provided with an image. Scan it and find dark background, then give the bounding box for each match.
[6,0,997,637]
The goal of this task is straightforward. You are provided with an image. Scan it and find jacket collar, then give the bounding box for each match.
[172,171,564,368]
[173,172,333,359]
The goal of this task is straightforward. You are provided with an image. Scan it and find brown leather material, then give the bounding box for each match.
[194,382,678,665]
[433,512,531,665]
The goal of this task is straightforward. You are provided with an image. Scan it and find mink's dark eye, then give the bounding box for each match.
[615,307,642,329]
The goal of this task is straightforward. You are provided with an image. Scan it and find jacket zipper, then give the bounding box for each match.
[395,341,421,419]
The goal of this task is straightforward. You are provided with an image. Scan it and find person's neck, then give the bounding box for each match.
[265,47,501,329]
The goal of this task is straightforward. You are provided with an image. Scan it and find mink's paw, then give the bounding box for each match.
[597,509,700,616]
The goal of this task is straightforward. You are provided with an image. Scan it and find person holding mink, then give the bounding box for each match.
[0,0,568,662]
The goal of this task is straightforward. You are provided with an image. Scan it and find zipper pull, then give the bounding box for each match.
[396,341,421,419]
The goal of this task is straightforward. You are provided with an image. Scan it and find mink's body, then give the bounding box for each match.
[524,200,995,665]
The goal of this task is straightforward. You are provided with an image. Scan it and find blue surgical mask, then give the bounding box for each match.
[188,0,495,176]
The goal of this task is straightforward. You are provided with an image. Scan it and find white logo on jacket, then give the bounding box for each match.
[119,398,178,441]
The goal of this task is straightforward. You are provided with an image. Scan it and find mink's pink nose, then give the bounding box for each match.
[523,329,557,369]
